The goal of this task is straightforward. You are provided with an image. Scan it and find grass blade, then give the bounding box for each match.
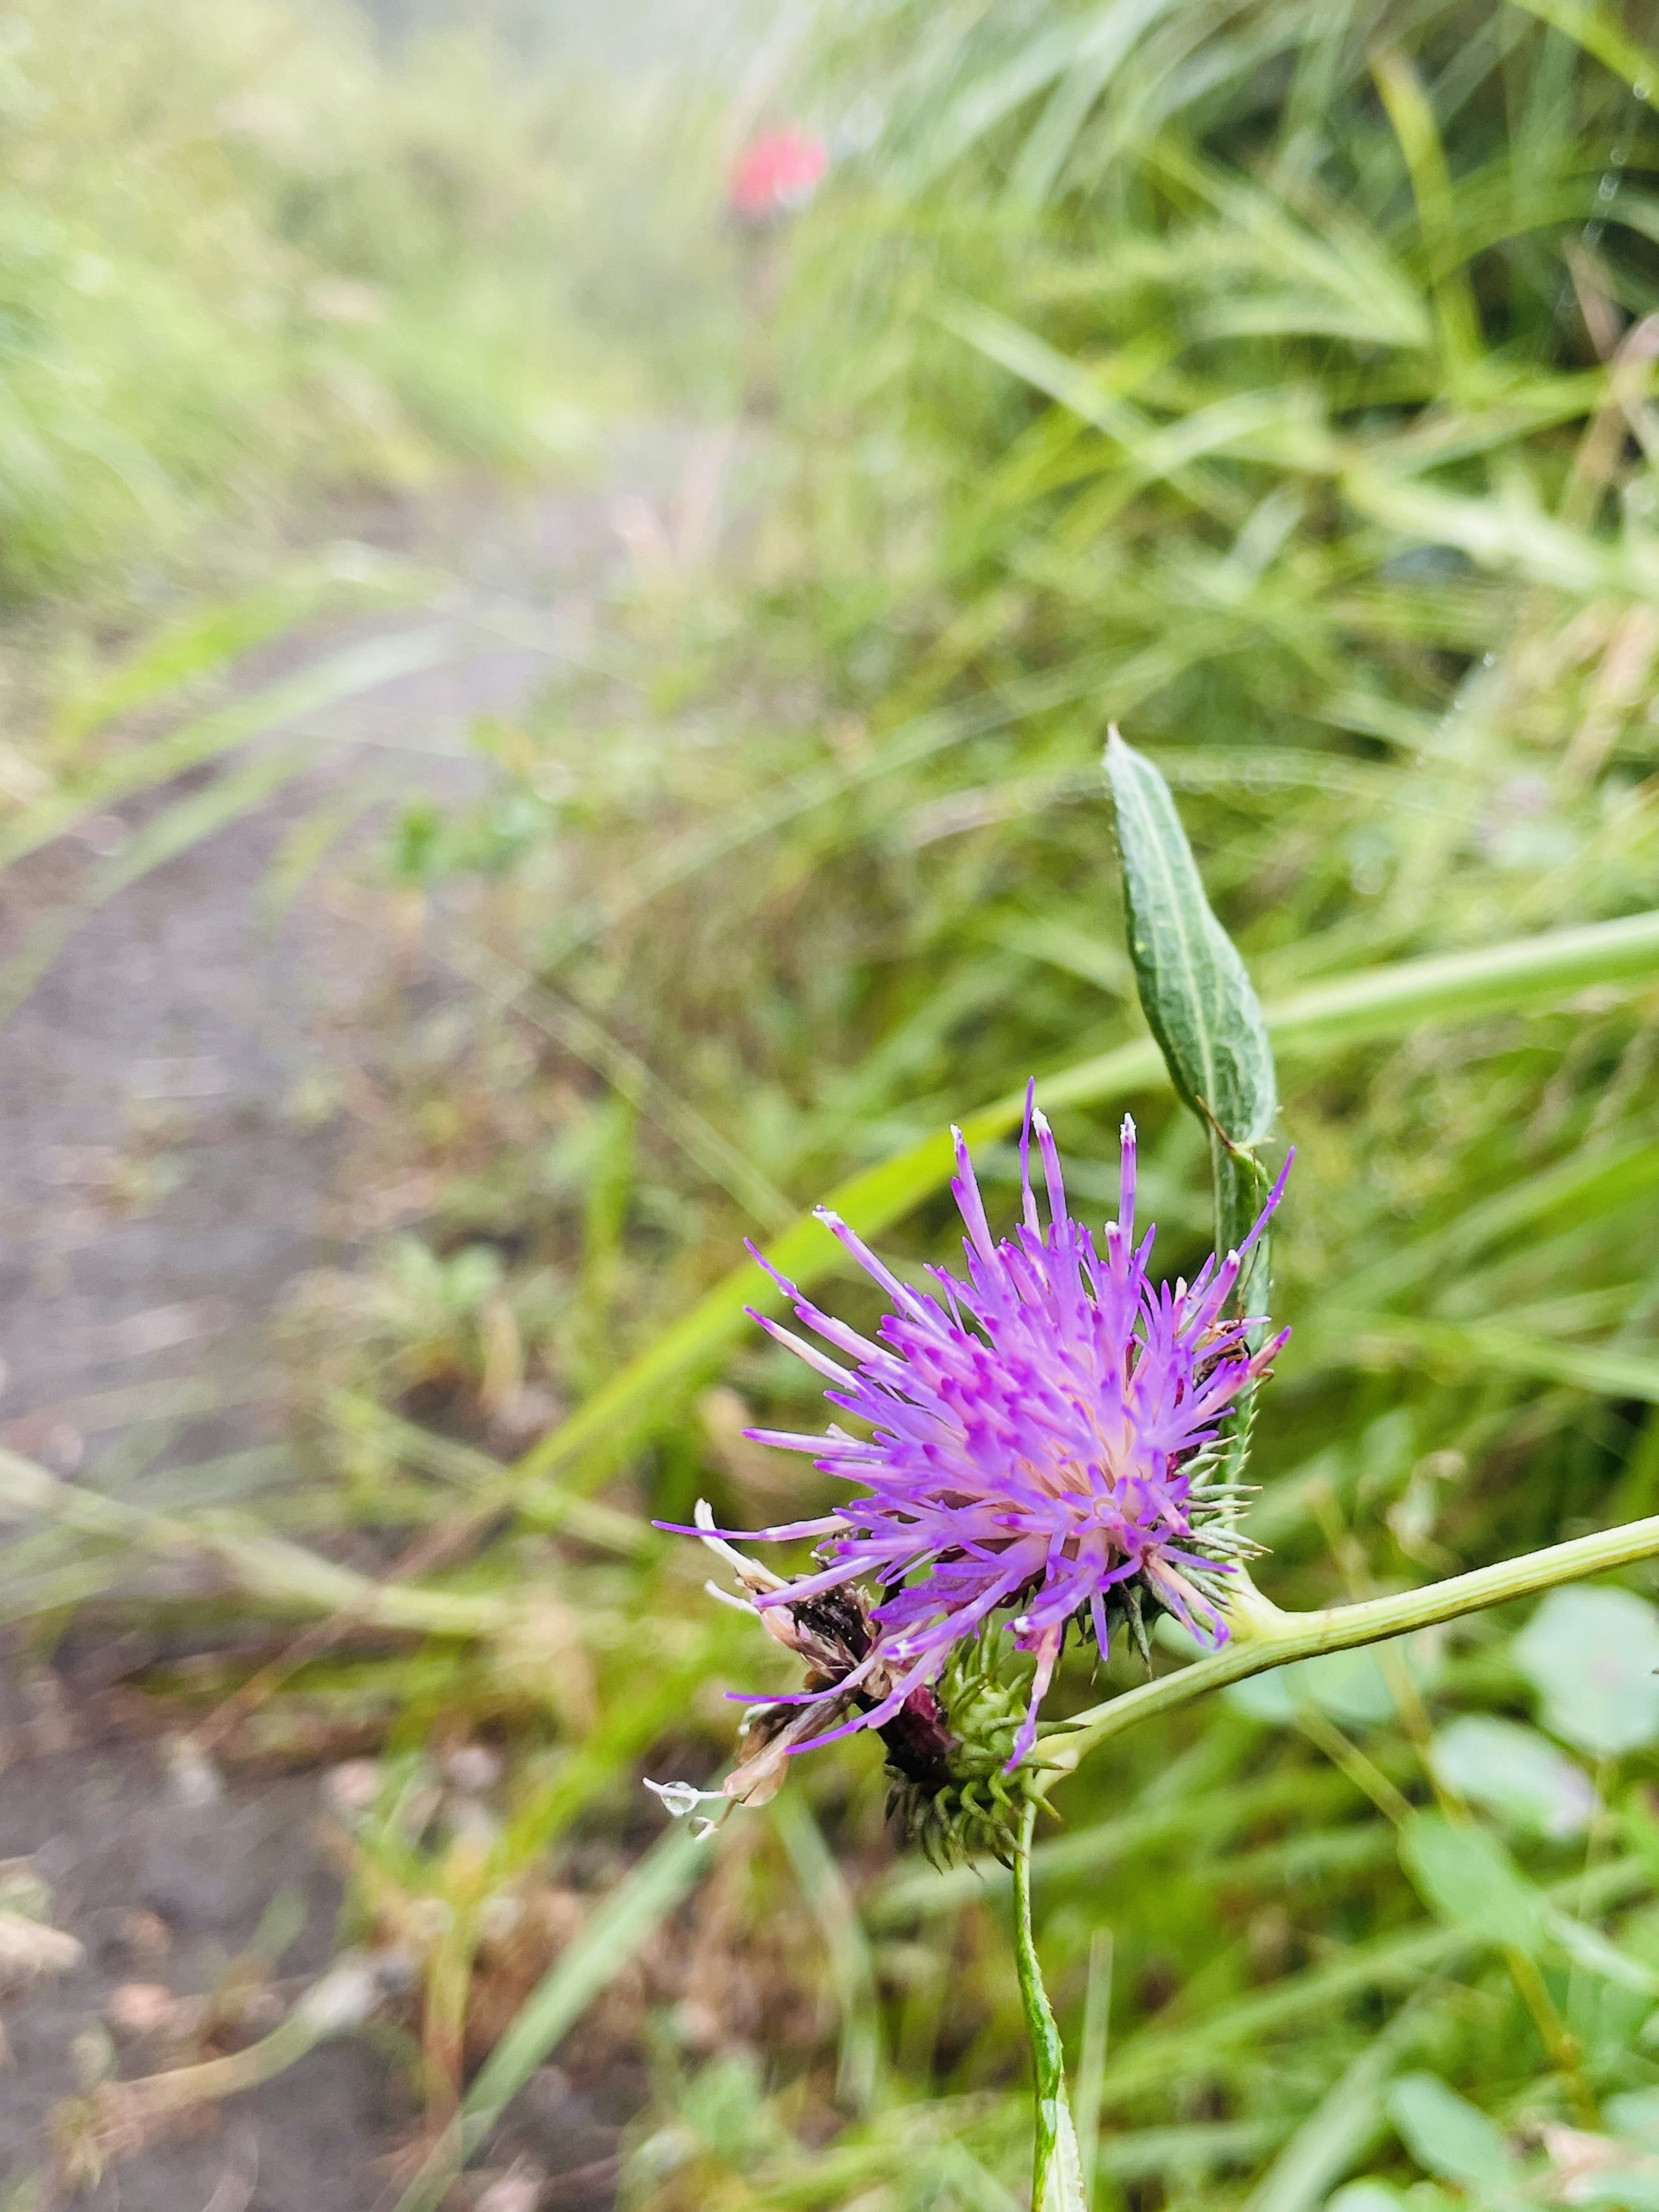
[773,1793,883,2114]
[1337,1317,1659,1404]
[1241,2002,1424,2212]
[391,1822,712,2212]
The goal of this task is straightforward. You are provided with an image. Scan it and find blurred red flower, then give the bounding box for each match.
[728,125,829,221]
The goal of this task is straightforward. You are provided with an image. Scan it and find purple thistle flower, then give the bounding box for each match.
[674,1088,1289,1774]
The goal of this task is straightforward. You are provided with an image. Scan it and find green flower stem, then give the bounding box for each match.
[1013,1796,1087,2209]
[1036,1512,1659,1777]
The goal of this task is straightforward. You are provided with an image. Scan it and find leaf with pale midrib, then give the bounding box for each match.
[1104,730,1277,1278]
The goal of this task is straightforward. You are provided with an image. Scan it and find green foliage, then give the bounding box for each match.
[1427,1715,1598,1837]
[16,0,1659,2200]
[0,0,734,604]
[1516,1586,1659,1754]
[194,0,1659,2186]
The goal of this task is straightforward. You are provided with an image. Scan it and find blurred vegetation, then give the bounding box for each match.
[0,0,736,609]
[11,0,1659,2205]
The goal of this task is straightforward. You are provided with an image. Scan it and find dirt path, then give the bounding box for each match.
[0,436,697,2205]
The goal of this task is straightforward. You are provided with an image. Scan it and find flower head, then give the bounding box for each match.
[674,1089,1288,1775]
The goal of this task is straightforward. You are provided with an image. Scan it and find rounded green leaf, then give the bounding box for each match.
[1427,1715,1598,1838]
[1607,2090,1659,2147]
[1514,1586,1659,1758]
[1326,2183,1412,2212]
[1398,1812,1546,1952]
[1387,2075,1513,2189]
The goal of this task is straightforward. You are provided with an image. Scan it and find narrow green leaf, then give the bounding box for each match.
[1013,1800,1086,2212]
[1339,1317,1659,1406]
[1042,2103,1089,2212]
[1543,1906,1659,1994]
[51,547,416,748]
[772,1794,883,2114]
[1104,730,1277,1153]
[0,627,468,877]
[1504,0,1659,93]
[1097,1858,1646,2115]
[1105,727,1277,1325]
[0,745,322,1025]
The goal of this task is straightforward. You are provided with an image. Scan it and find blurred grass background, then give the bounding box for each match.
[0,0,744,621]
[8,0,1659,2204]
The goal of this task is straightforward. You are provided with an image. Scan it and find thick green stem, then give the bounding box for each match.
[1013,1799,1085,2209]
[1038,1513,1659,1776]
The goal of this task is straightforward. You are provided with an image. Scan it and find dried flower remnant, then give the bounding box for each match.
[647,1504,963,1831]
[665,1088,1289,1784]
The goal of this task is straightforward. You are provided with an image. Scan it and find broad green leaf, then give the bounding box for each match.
[1552,2173,1659,2211]
[1386,2075,1513,2190]
[1515,1587,1659,1757]
[1608,2090,1659,2145]
[1398,1812,1548,1952]
[1104,731,1277,1273]
[1427,1717,1597,1839]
